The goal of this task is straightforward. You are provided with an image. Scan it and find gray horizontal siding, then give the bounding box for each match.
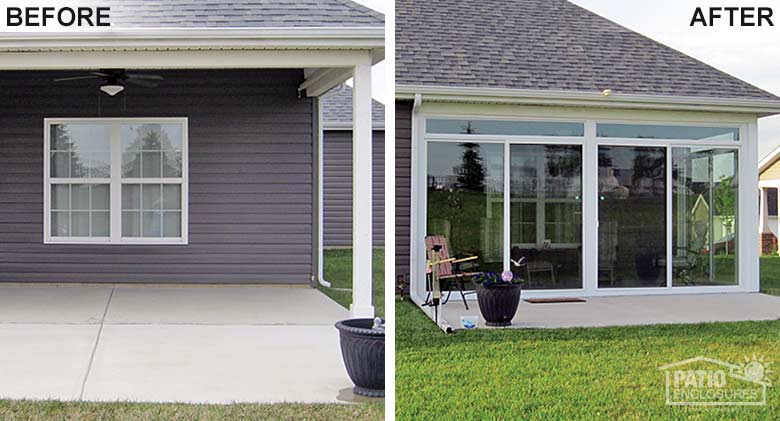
[322,129,385,247]
[0,69,314,284]
[395,101,412,277]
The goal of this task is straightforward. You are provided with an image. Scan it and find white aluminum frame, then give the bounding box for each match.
[44,117,189,245]
[410,107,756,305]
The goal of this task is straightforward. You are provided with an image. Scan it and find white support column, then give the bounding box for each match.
[582,121,599,295]
[741,122,760,292]
[759,187,769,234]
[351,59,374,318]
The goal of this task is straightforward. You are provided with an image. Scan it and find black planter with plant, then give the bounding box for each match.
[335,318,385,397]
[474,271,523,327]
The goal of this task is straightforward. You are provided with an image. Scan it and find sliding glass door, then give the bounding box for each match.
[510,145,582,289]
[598,146,667,288]
[426,142,504,272]
[672,148,738,286]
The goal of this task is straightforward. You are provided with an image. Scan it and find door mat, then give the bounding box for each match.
[524,297,586,304]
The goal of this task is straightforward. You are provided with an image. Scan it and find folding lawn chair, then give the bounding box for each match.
[425,235,480,310]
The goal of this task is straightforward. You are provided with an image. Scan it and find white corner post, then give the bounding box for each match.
[351,58,374,318]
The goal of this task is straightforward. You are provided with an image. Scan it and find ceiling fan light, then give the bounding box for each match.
[100,83,124,96]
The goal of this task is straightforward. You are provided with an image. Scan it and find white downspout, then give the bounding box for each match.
[317,97,332,288]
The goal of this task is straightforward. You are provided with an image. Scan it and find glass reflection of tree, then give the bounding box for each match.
[714,176,736,254]
[123,125,181,177]
[53,126,87,177]
[631,151,665,195]
[456,142,486,192]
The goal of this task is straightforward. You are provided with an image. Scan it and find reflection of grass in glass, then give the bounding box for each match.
[427,190,503,269]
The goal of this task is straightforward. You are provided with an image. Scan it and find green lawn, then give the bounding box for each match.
[396,257,780,420]
[760,256,780,296]
[317,248,385,317]
[0,400,383,421]
[396,300,780,420]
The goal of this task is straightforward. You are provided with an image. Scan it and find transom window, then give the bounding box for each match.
[44,118,188,244]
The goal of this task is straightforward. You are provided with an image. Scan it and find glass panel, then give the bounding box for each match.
[162,151,183,177]
[142,184,162,210]
[672,148,738,286]
[71,185,90,210]
[92,211,110,237]
[123,152,142,178]
[598,146,667,288]
[163,211,182,237]
[162,185,182,210]
[51,185,70,210]
[51,211,70,237]
[71,211,90,237]
[510,145,582,289]
[92,185,110,210]
[50,124,111,178]
[597,124,739,141]
[50,152,70,178]
[427,119,584,137]
[768,188,778,217]
[142,152,162,178]
[427,142,504,274]
[142,211,163,237]
[122,211,141,237]
[122,185,141,210]
[122,124,183,179]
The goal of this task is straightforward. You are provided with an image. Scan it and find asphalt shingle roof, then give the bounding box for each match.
[321,84,385,127]
[396,0,779,101]
[102,0,384,28]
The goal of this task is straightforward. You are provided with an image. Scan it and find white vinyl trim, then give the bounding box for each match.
[44,117,189,245]
[397,85,780,115]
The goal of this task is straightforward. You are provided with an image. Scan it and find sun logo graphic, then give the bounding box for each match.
[659,355,772,406]
[737,354,772,386]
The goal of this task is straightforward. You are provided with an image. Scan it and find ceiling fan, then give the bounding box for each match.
[54,69,164,96]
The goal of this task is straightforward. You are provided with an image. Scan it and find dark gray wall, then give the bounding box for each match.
[396,101,412,277]
[322,129,384,247]
[0,69,315,284]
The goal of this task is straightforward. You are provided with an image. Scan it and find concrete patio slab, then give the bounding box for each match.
[0,284,359,404]
[104,285,349,325]
[83,325,351,404]
[439,293,780,330]
[0,284,112,324]
[0,324,98,400]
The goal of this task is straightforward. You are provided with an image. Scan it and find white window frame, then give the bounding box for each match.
[411,108,755,303]
[44,117,189,245]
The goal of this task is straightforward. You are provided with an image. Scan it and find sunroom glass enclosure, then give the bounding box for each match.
[422,118,744,297]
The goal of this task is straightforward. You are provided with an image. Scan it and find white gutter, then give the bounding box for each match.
[397,85,780,116]
[0,27,385,51]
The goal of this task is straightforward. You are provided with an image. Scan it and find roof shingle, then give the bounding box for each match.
[322,84,385,127]
[396,0,779,101]
[103,0,384,28]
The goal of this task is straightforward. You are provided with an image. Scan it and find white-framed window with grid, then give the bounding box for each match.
[44,118,188,245]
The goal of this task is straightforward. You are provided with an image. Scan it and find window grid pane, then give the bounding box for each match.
[49,121,185,243]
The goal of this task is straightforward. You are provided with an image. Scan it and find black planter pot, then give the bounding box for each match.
[335,318,385,397]
[476,284,522,327]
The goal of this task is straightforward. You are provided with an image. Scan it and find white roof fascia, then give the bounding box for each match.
[760,144,780,173]
[396,85,780,116]
[0,27,385,51]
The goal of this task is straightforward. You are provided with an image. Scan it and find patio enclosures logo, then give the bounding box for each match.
[659,356,772,406]
[3,6,110,28]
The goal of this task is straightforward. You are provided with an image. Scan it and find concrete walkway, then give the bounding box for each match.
[0,284,356,404]
[439,293,780,330]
